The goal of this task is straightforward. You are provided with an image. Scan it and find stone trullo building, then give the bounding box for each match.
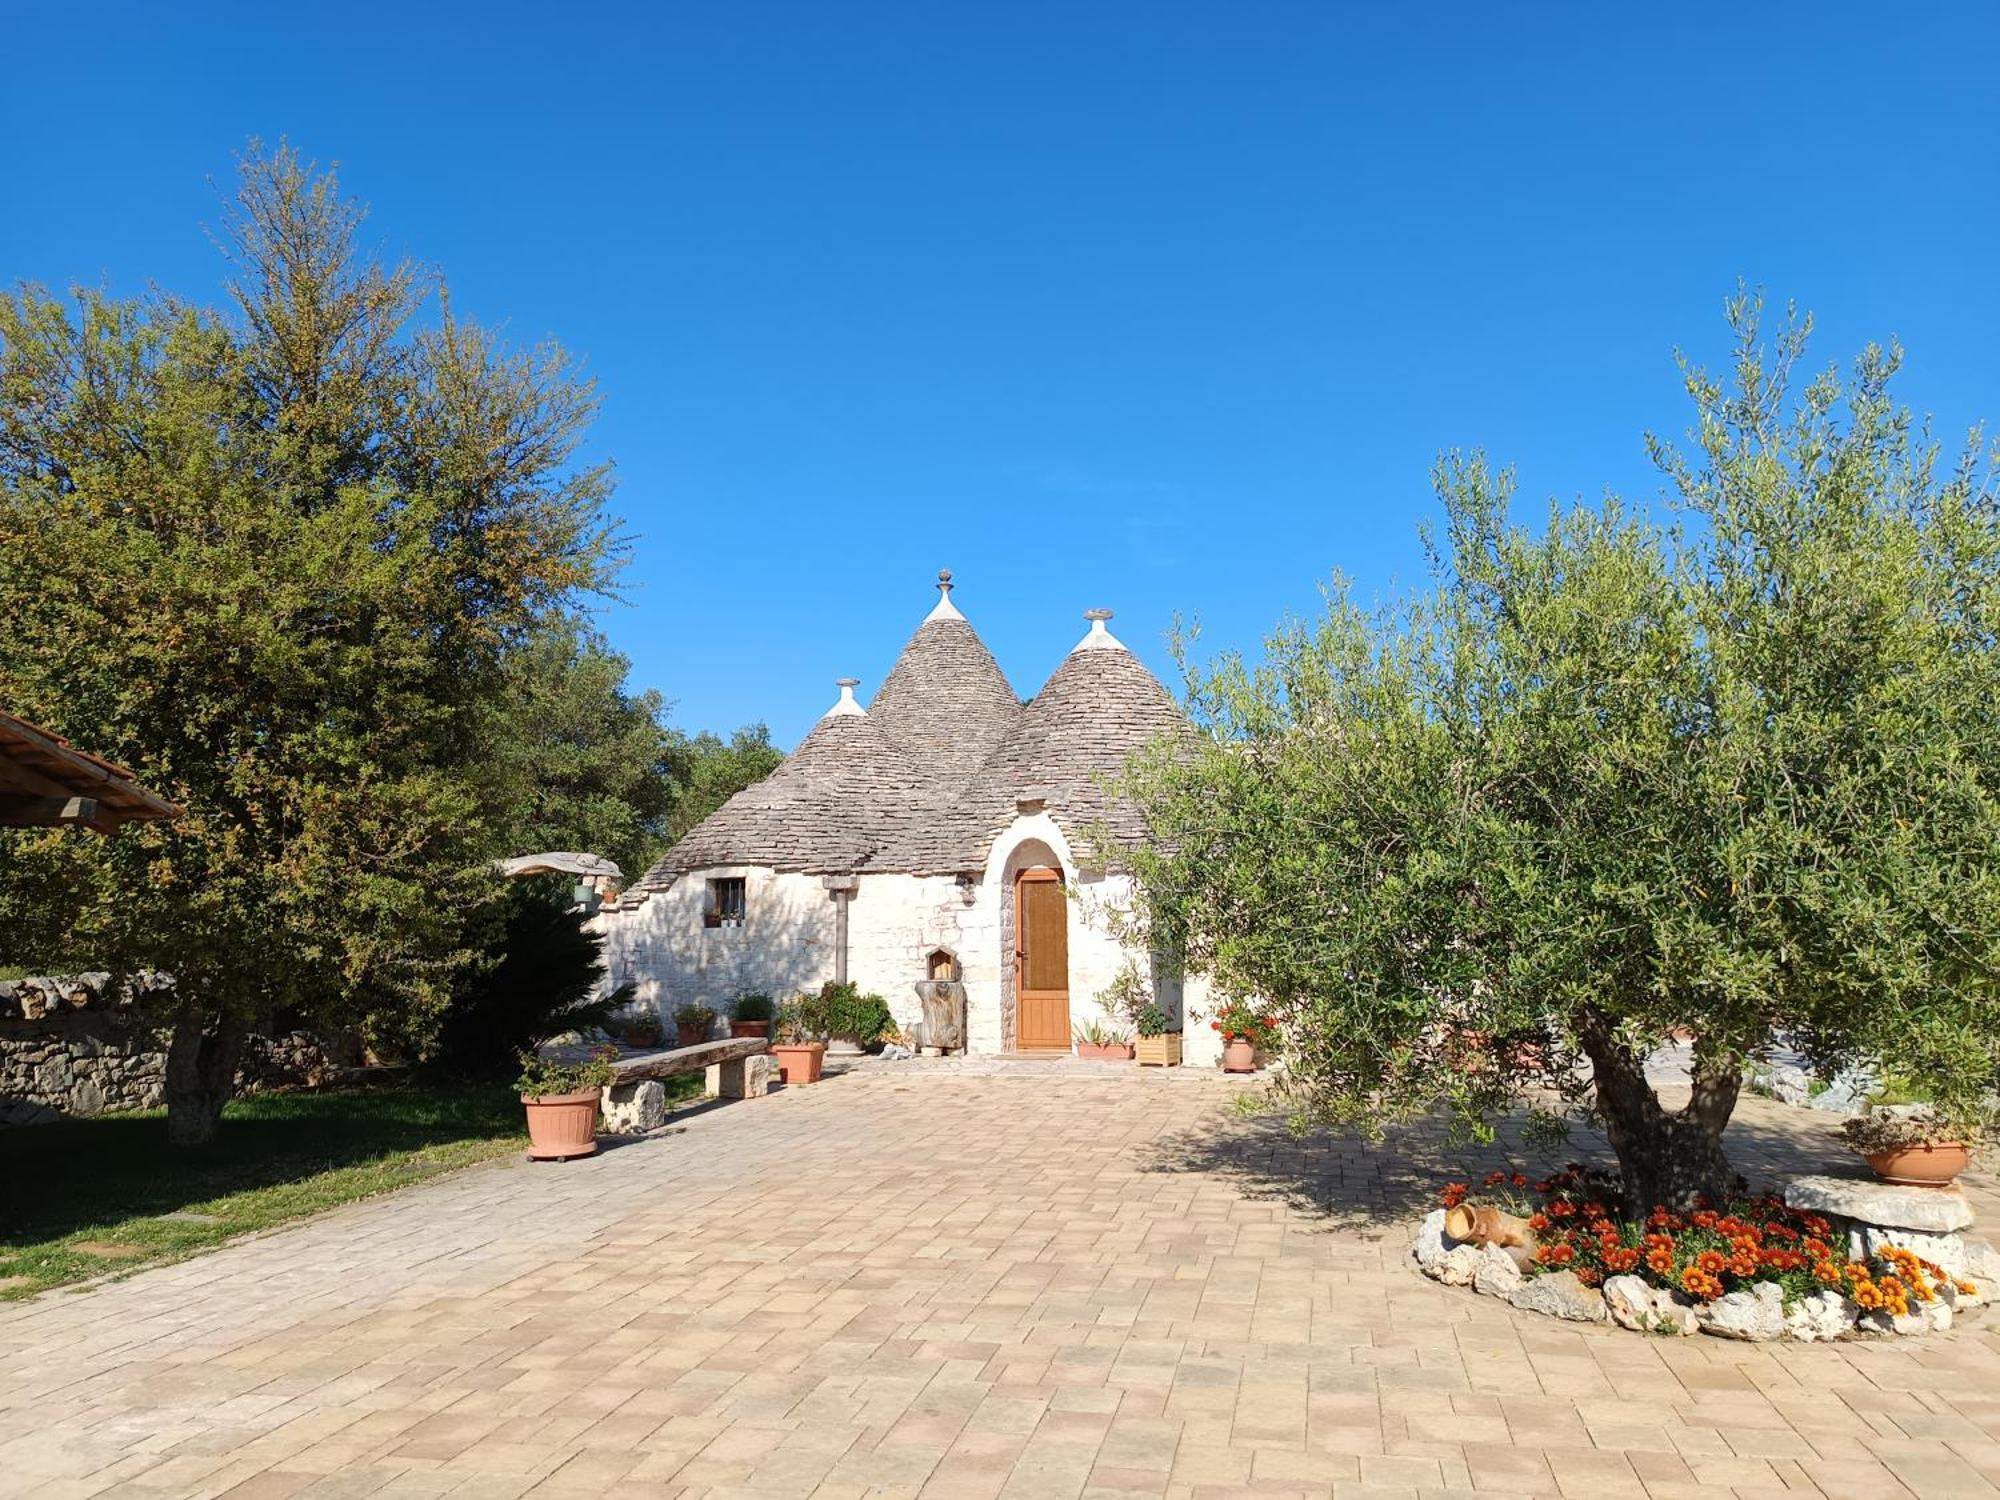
[593,571,1220,1066]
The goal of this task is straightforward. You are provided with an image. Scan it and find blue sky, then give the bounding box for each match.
[6,3,1997,746]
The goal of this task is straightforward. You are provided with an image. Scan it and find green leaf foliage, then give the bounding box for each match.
[427,876,629,1082]
[0,143,625,1125]
[1118,294,2000,1205]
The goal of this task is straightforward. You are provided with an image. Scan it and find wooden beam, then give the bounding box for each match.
[607,1036,769,1083]
[0,794,105,829]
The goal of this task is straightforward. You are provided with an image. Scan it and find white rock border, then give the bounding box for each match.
[1411,1208,1996,1341]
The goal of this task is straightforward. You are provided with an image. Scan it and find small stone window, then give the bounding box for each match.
[703,877,746,929]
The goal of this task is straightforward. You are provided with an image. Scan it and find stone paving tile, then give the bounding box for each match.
[2,1069,1997,1500]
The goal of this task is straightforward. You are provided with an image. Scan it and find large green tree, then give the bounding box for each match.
[1120,297,2000,1207]
[482,618,783,879]
[0,144,622,1142]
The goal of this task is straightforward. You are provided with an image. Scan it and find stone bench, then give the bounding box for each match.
[601,1036,774,1132]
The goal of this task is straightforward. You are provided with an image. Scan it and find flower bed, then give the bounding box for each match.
[1414,1164,1996,1341]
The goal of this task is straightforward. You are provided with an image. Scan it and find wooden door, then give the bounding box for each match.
[1015,867,1070,1050]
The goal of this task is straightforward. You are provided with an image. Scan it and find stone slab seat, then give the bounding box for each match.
[600,1037,775,1132]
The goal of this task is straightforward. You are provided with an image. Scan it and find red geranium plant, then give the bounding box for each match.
[1212,999,1279,1047]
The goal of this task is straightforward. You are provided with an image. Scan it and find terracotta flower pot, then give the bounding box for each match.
[677,1024,709,1048]
[729,1020,770,1040]
[772,1041,826,1085]
[1864,1142,1970,1186]
[1221,1037,1257,1073]
[522,1090,600,1160]
[1076,1041,1134,1061]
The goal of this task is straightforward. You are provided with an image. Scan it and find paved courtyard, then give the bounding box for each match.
[2,1064,1998,1500]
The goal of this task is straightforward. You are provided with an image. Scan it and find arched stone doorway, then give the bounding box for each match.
[1002,838,1069,1050]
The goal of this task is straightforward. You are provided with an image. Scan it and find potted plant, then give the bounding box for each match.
[1840,1105,1975,1186]
[516,1049,616,1161]
[1073,1017,1134,1060]
[1134,1002,1182,1067]
[673,1003,715,1049]
[620,1013,663,1050]
[770,999,826,1085]
[1213,1000,1278,1074]
[730,991,776,1039]
[815,980,894,1055]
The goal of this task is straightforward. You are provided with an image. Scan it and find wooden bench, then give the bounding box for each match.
[601,1036,774,1130]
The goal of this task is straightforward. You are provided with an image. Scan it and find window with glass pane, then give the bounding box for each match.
[705,877,746,928]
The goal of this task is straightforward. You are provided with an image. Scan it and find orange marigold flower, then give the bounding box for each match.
[1696,1251,1727,1275]
[1647,1249,1675,1275]
[1511,1173,1528,1188]
[1527,1213,1549,1232]
[1484,1171,1506,1187]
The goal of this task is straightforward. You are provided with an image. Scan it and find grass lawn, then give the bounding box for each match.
[1,1084,538,1300]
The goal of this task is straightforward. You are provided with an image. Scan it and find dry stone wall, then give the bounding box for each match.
[0,974,351,1126]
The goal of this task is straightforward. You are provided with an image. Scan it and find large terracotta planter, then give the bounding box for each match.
[772,1041,826,1085]
[522,1090,600,1160]
[1864,1142,1970,1186]
[1076,1041,1134,1061]
[1135,1033,1182,1067]
[729,1020,770,1040]
[1221,1037,1257,1073]
[677,1024,709,1048]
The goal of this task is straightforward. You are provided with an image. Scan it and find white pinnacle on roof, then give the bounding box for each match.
[824,677,865,717]
[1071,607,1125,653]
[924,567,965,621]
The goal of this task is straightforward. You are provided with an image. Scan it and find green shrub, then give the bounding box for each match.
[513,1048,615,1098]
[786,981,893,1045]
[731,992,776,1023]
[430,877,627,1081]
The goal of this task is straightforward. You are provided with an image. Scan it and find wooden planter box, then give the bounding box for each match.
[1135,1033,1182,1067]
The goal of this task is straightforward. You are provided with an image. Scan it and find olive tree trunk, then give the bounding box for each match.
[1578,1012,1741,1210]
[164,1007,247,1146]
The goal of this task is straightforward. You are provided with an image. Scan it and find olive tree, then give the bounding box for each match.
[1120,297,2000,1208]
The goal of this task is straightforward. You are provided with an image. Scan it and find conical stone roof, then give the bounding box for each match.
[943,614,1186,863]
[867,574,1023,784]
[631,585,1184,890]
[635,701,927,886]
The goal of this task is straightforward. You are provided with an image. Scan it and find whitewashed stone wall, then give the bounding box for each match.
[598,812,1226,1064]
[841,872,987,1041]
[594,866,837,1026]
